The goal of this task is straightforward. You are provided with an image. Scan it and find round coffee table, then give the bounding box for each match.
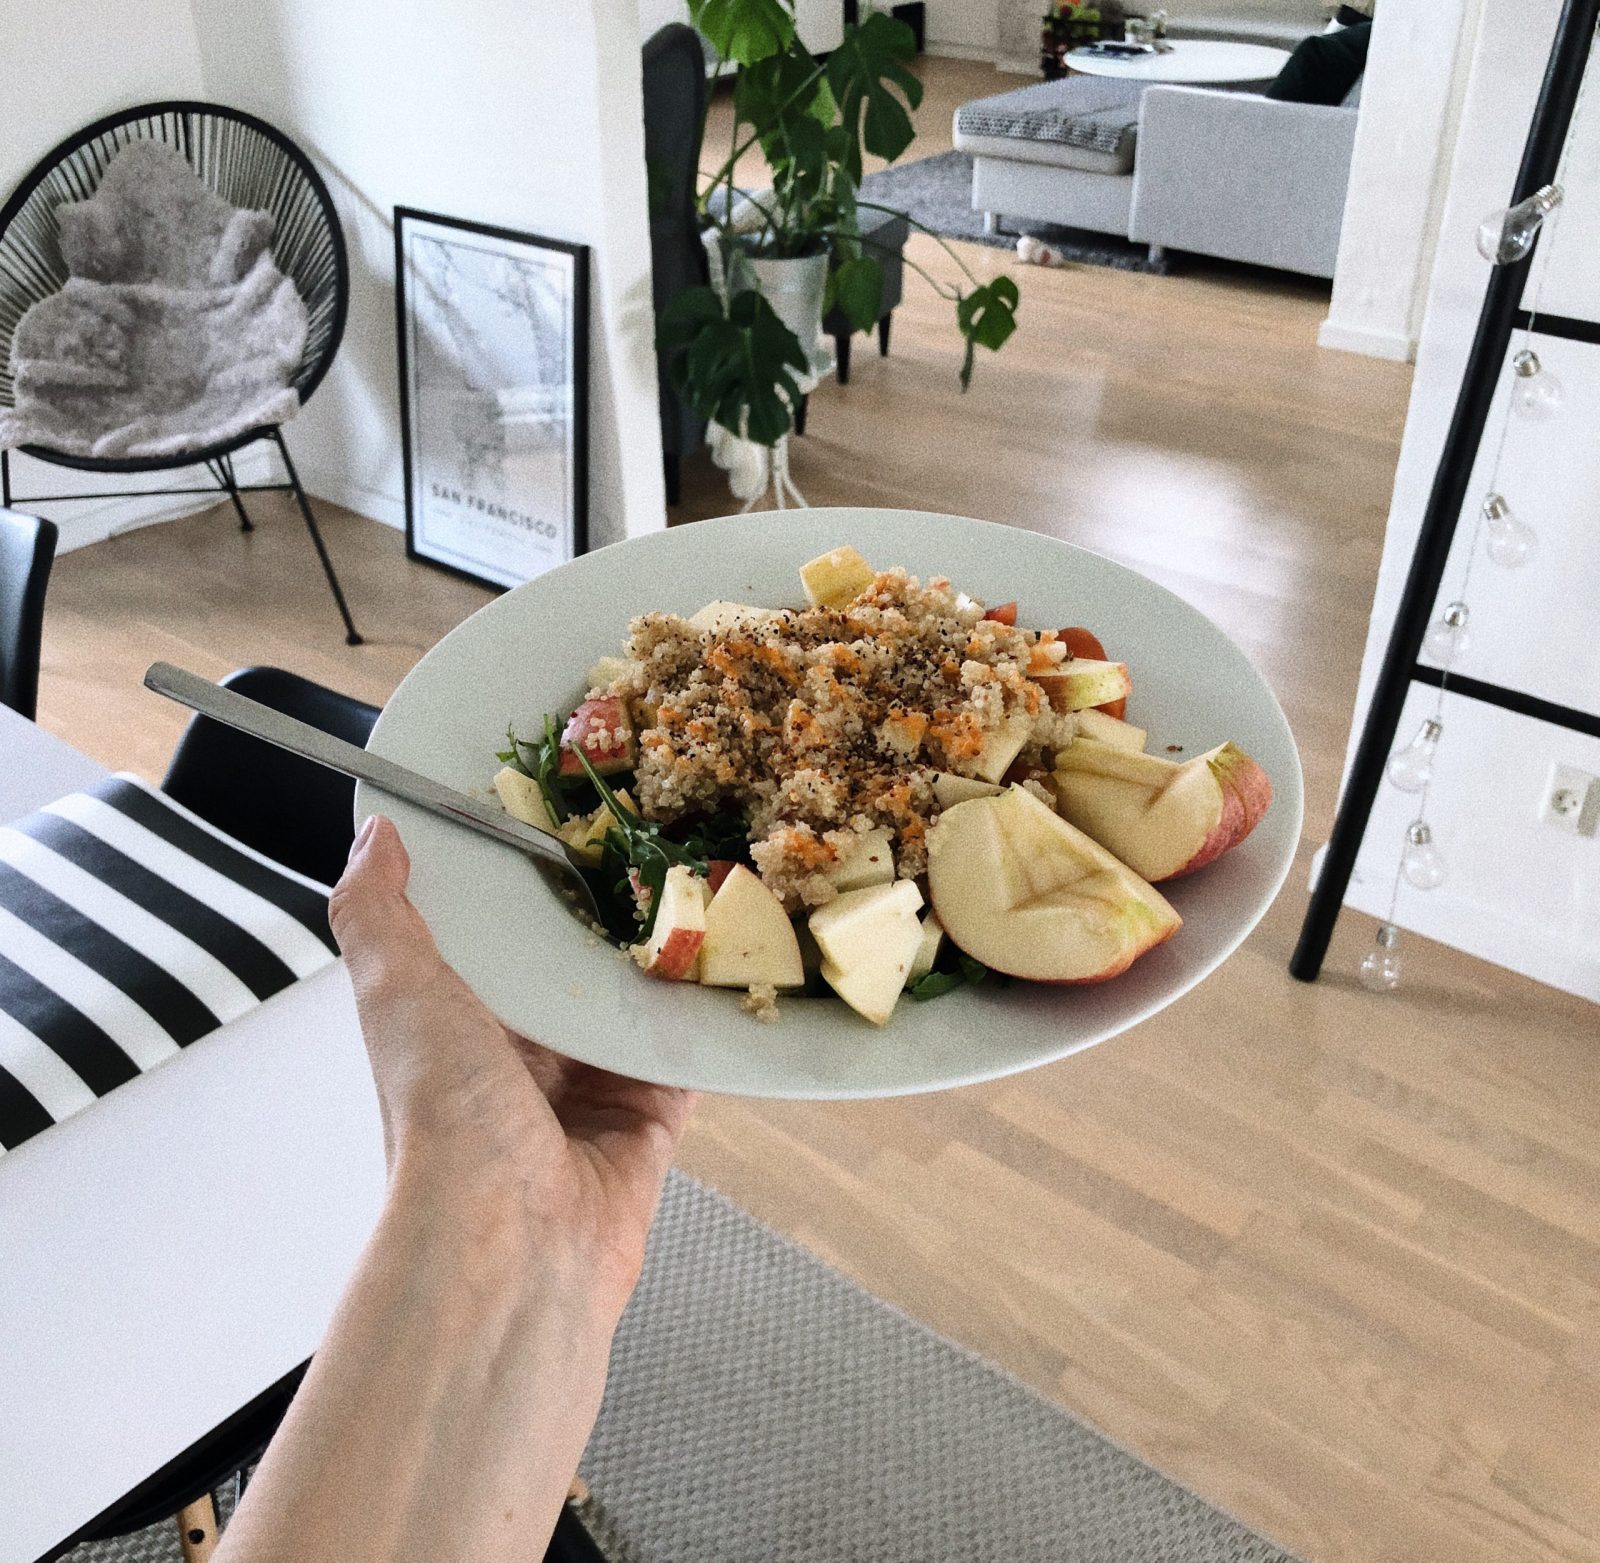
[1066,39,1290,84]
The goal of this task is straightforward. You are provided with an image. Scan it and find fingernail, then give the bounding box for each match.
[350,816,377,860]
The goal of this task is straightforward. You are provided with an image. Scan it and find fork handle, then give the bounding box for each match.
[144,662,577,872]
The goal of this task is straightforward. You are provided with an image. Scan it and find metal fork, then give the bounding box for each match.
[144,662,608,928]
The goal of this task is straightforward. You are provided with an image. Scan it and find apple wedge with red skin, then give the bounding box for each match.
[927,786,1180,984]
[1051,738,1273,883]
[631,864,706,980]
[559,696,636,777]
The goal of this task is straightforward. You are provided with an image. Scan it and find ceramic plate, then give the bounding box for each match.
[360,508,1302,1099]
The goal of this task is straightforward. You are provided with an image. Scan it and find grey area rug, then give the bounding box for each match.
[69,1174,1296,1563]
[858,148,1171,273]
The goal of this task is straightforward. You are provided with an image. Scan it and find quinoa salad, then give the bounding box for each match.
[492,546,1273,1027]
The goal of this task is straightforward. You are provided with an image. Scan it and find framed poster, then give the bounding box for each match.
[394,207,588,589]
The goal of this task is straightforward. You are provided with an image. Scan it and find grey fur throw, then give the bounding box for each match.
[0,142,307,460]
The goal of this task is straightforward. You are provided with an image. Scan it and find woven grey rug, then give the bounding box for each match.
[859,149,1171,273]
[69,1173,1296,1562]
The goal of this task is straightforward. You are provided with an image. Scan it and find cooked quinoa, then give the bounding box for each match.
[588,569,1076,909]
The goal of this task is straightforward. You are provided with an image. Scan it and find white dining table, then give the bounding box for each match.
[0,705,386,1563]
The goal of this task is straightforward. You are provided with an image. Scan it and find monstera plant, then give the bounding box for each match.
[657,0,1021,447]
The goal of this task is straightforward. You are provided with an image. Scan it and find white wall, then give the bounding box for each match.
[1319,0,1484,363]
[187,0,664,552]
[1333,0,1600,999]
[2,0,211,549]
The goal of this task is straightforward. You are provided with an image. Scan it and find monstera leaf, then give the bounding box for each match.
[955,276,1020,389]
[826,255,883,333]
[658,285,810,445]
[825,11,923,181]
[689,0,794,65]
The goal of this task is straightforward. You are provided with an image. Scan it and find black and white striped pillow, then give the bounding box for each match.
[0,775,338,1153]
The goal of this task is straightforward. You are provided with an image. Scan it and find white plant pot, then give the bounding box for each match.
[733,249,834,382]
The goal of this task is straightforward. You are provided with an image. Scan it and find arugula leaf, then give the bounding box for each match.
[958,953,991,986]
[910,969,965,1000]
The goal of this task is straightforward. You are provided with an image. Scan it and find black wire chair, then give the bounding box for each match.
[0,101,362,645]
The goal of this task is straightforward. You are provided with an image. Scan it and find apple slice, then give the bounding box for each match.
[632,864,706,980]
[927,786,1180,984]
[799,545,875,608]
[560,790,638,866]
[1031,658,1131,714]
[699,865,805,990]
[1073,708,1146,753]
[906,912,945,987]
[809,879,924,1025]
[1051,738,1273,882]
[493,767,560,834]
[586,655,632,694]
[932,772,1004,809]
[559,696,636,777]
[826,827,895,892]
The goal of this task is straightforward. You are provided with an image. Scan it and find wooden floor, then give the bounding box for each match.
[30,56,1600,1563]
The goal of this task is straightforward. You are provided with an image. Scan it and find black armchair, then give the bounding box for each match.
[643,24,711,506]
[0,506,57,720]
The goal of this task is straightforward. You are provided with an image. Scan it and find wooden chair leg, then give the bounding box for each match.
[176,1495,220,1563]
[878,311,893,358]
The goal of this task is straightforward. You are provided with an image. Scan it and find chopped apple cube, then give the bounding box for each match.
[808,879,924,1025]
[906,912,945,987]
[966,709,1035,784]
[631,864,707,981]
[559,696,636,777]
[799,545,875,608]
[931,772,1004,809]
[826,827,895,892]
[585,655,632,694]
[561,790,637,866]
[493,767,560,834]
[927,786,1180,984]
[1073,708,1147,753]
[699,865,805,990]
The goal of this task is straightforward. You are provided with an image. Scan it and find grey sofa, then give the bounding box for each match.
[953,70,1360,279]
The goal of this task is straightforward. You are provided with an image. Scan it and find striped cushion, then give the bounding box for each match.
[0,775,337,1152]
[954,78,1146,162]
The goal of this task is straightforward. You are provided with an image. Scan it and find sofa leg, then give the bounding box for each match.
[983,211,1000,236]
[878,312,892,358]
[835,332,852,386]
[1147,243,1166,265]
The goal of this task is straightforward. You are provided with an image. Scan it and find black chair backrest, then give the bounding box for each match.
[0,508,57,720]
[0,101,348,420]
[642,25,710,458]
[162,666,379,889]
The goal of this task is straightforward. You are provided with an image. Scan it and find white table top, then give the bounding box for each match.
[0,707,385,1563]
[1068,39,1290,82]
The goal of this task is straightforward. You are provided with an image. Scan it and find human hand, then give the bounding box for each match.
[330,815,696,1321]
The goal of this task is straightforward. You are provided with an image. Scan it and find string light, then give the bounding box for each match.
[1422,602,1472,665]
[1358,923,1403,992]
[1511,348,1565,420]
[1475,183,1563,264]
[1402,821,1447,889]
[1482,493,1538,567]
[1386,718,1442,792]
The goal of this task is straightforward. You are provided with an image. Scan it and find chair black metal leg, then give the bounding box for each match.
[270,430,363,646]
[794,395,808,437]
[208,458,254,532]
[663,451,681,507]
[835,332,852,386]
[1,448,10,507]
[878,312,892,358]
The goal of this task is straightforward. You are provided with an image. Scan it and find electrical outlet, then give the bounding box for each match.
[1539,764,1600,836]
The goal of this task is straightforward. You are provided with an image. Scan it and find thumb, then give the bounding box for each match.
[330,815,436,996]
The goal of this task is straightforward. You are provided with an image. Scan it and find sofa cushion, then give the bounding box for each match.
[954,78,1145,177]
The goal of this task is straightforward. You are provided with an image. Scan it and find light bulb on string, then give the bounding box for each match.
[1386,718,1442,792]
[1402,821,1447,890]
[1482,493,1538,568]
[1359,923,1403,992]
[1476,184,1563,264]
[1422,602,1472,665]
[1510,348,1564,421]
